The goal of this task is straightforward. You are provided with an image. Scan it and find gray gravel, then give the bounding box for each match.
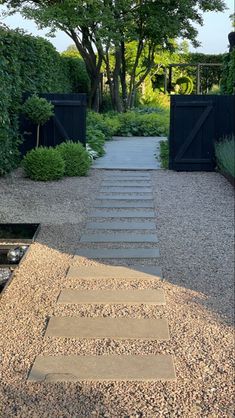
[0,168,234,417]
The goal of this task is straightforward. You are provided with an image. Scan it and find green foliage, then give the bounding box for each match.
[86,128,106,157]
[0,27,89,175]
[22,147,65,181]
[175,76,194,94]
[215,135,235,178]
[56,141,91,176]
[220,51,235,94]
[22,95,54,125]
[116,111,169,137]
[87,111,120,140]
[159,140,169,169]
[61,51,90,93]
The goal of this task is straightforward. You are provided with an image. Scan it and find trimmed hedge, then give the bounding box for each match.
[220,50,235,94]
[0,27,89,175]
[56,141,91,176]
[23,147,65,181]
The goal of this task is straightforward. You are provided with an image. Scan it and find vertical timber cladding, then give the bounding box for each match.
[20,93,87,155]
[169,95,235,171]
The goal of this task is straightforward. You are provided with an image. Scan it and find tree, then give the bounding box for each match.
[2,0,226,111]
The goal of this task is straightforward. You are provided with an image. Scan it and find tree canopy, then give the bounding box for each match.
[1,0,226,110]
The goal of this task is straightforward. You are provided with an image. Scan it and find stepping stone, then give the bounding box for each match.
[97,195,153,200]
[102,182,152,187]
[100,187,152,193]
[75,248,160,259]
[80,232,158,243]
[28,355,176,382]
[86,221,156,230]
[58,288,165,305]
[90,210,155,218]
[45,317,169,340]
[94,201,154,208]
[67,265,162,280]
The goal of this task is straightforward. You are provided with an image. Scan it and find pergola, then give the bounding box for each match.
[162,63,223,94]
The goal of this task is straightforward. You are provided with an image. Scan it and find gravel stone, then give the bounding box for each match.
[0,168,234,417]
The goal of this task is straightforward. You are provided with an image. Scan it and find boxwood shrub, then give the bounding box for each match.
[56,141,91,176]
[23,147,65,181]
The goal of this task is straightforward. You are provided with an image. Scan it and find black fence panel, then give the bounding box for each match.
[169,95,235,171]
[20,93,87,155]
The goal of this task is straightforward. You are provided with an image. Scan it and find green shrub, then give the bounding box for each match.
[22,95,54,147]
[86,128,106,157]
[159,140,169,169]
[61,52,90,93]
[116,111,169,137]
[56,141,91,176]
[87,111,120,140]
[215,135,235,178]
[23,147,65,181]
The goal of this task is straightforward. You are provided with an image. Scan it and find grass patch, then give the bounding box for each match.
[215,135,235,178]
[159,140,169,169]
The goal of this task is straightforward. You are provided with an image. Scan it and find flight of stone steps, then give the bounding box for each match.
[29,171,176,382]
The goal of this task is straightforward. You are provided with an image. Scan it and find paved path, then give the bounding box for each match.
[29,171,176,382]
[93,136,163,170]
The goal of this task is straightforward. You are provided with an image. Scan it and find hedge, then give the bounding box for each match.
[0,27,89,175]
[220,50,235,94]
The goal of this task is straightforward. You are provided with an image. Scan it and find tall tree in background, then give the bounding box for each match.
[1,0,226,111]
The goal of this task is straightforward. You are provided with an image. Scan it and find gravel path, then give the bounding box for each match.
[0,168,234,417]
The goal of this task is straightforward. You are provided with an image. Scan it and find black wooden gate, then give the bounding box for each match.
[20,93,87,155]
[169,95,235,171]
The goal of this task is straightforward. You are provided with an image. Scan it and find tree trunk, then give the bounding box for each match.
[36,124,40,148]
[120,41,128,112]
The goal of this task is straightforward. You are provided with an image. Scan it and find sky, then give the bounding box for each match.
[0,0,234,55]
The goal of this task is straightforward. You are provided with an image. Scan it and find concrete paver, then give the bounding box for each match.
[80,232,158,243]
[46,317,169,339]
[86,221,156,230]
[90,209,155,218]
[93,137,162,170]
[28,355,176,382]
[67,265,162,280]
[58,288,165,305]
[75,248,160,259]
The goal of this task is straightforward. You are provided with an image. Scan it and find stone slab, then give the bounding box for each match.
[97,195,153,200]
[28,355,176,382]
[102,182,152,187]
[90,210,155,218]
[86,221,156,230]
[100,187,152,193]
[75,248,160,259]
[94,201,154,208]
[80,233,158,243]
[67,265,162,280]
[58,288,165,305]
[45,317,169,340]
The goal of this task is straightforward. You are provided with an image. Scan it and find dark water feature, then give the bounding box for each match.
[0,224,40,293]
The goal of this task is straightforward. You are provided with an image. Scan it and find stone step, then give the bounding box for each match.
[103,178,151,182]
[102,182,152,187]
[97,195,153,200]
[28,355,176,382]
[100,187,152,193]
[94,201,154,208]
[106,174,151,178]
[90,210,155,219]
[75,248,160,259]
[80,232,158,243]
[86,221,156,230]
[67,265,162,280]
[45,317,169,340]
[58,288,165,305]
